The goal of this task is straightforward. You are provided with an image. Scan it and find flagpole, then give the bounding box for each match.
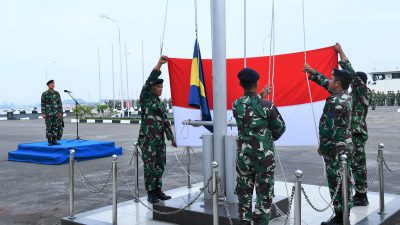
[210,0,227,193]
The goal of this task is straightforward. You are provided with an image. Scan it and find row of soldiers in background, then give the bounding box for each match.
[105,98,173,111]
[371,90,400,109]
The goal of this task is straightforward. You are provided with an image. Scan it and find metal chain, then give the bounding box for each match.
[283,186,296,225]
[354,153,381,194]
[118,166,212,215]
[217,177,234,225]
[74,160,112,193]
[382,155,400,172]
[302,168,344,212]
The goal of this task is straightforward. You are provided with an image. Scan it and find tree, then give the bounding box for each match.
[72,105,94,118]
[97,104,108,117]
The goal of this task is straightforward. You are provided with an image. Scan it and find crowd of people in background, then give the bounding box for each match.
[371,90,400,109]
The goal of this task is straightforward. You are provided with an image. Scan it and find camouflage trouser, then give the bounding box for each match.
[140,141,166,192]
[45,116,63,139]
[371,100,376,109]
[236,156,275,225]
[325,155,353,212]
[351,134,368,193]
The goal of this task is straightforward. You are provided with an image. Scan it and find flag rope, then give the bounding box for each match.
[160,0,169,55]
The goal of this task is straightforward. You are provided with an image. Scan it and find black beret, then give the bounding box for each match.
[355,71,368,83]
[150,79,164,86]
[238,68,260,82]
[332,69,353,80]
[47,80,54,85]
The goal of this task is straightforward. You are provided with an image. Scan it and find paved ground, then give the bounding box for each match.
[0,106,399,225]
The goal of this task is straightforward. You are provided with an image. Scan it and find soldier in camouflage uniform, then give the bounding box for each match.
[396,91,400,106]
[41,80,64,146]
[371,90,377,110]
[304,62,353,225]
[233,68,286,225]
[137,55,177,204]
[336,43,371,206]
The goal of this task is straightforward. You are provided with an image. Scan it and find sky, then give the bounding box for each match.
[0,0,399,106]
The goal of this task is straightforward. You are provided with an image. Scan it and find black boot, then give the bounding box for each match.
[353,193,369,206]
[147,191,159,204]
[155,188,172,200]
[321,212,343,225]
[47,137,53,146]
[52,137,61,145]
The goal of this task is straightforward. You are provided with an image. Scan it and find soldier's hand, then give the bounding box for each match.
[260,84,271,98]
[41,114,46,119]
[317,148,321,156]
[172,139,177,148]
[159,55,168,65]
[334,43,343,53]
[303,63,314,73]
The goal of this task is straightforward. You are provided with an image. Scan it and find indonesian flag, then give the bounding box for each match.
[168,46,337,147]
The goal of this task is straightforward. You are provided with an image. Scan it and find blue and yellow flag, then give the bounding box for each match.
[188,39,212,130]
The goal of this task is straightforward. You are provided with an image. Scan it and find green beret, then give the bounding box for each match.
[238,68,260,82]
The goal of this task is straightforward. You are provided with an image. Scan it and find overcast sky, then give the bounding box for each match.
[1,0,399,105]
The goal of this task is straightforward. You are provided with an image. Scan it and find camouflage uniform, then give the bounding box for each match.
[233,93,286,225]
[308,70,353,213]
[138,69,174,192]
[339,59,371,194]
[41,90,64,139]
[396,91,400,106]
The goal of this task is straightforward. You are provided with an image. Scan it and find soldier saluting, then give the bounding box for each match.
[232,68,286,225]
[138,55,177,204]
[41,80,64,146]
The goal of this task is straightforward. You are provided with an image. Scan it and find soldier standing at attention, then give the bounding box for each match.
[371,90,377,110]
[138,55,177,204]
[304,63,353,225]
[233,68,286,225]
[41,80,64,146]
[335,43,371,206]
[396,91,400,106]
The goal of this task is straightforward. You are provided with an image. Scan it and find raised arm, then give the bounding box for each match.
[304,63,330,92]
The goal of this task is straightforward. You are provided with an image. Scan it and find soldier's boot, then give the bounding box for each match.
[147,191,159,204]
[47,137,53,146]
[353,193,369,206]
[321,211,344,225]
[155,188,171,200]
[52,137,61,145]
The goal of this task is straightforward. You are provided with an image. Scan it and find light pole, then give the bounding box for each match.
[123,42,130,116]
[111,44,116,110]
[100,13,124,117]
[45,61,56,82]
[97,46,102,103]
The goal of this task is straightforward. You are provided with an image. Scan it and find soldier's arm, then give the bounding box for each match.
[319,98,339,154]
[57,92,63,114]
[265,102,286,141]
[41,93,46,115]
[140,56,168,97]
[304,63,330,92]
[164,119,174,142]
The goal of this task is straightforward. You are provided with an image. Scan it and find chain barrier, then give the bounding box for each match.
[74,160,113,193]
[283,186,296,225]
[382,155,400,172]
[301,168,344,213]
[118,166,212,215]
[217,177,234,225]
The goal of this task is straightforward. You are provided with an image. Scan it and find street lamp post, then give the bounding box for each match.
[100,13,124,117]
[124,42,130,117]
[45,61,57,82]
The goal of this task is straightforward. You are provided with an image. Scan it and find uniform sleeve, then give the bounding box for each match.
[268,104,286,141]
[57,92,63,114]
[319,98,338,153]
[164,119,174,141]
[340,58,369,98]
[338,58,355,74]
[308,70,330,92]
[41,93,46,115]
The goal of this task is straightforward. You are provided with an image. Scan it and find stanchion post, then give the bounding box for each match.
[294,170,303,225]
[378,143,385,214]
[187,146,192,188]
[68,149,75,220]
[341,155,349,225]
[134,143,139,202]
[112,155,118,225]
[212,161,219,225]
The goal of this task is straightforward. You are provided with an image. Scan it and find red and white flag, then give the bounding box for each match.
[168,46,338,147]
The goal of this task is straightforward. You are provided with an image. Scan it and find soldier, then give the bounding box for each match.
[233,68,286,225]
[396,91,400,106]
[41,80,64,146]
[304,63,353,225]
[371,90,377,110]
[384,91,388,106]
[336,43,371,206]
[138,55,177,204]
